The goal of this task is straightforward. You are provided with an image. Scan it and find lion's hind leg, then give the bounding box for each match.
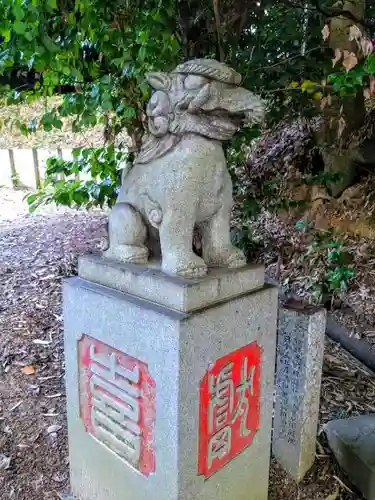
[103,203,148,264]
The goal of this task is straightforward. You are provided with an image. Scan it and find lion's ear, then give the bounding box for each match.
[145,72,172,91]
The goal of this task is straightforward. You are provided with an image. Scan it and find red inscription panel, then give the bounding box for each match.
[198,342,261,478]
[78,335,156,475]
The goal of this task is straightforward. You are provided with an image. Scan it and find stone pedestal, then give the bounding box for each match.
[64,254,278,500]
[272,301,326,482]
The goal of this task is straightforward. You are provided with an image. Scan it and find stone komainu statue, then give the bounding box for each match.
[104,59,264,278]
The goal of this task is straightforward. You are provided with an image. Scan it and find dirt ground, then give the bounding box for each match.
[0,187,374,500]
[0,98,104,149]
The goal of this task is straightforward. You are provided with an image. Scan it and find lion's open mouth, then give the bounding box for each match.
[208,111,241,134]
[243,106,265,125]
[208,106,264,130]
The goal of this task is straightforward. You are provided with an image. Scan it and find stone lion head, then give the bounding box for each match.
[135,59,265,164]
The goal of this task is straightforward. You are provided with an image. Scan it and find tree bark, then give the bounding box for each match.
[317,0,367,197]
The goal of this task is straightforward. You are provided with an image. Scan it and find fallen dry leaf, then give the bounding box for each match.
[371,76,375,95]
[17,443,31,449]
[33,339,51,346]
[332,475,356,494]
[46,424,62,434]
[332,48,342,68]
[9,401,23,412]
[21,365,36,375]
[342,51,358,72]
[337,117,347,139]
[349,24,362,42]
[324,490,339,500]
[45,392,62,398]
[322,24,330,41]
[52,472,66,483]
[320,97,328,110]
[0,454,11,470]
[362,38,374,56]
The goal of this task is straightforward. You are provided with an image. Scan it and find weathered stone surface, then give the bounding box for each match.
[103,58,264,278]
[272,302,326,482]
[325,414,375,500]
[64,262,278,500]
[78,253,265,313]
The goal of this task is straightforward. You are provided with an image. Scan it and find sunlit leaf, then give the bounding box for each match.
[322,24,330,41]
[342,51,358,72]
[332,48,342,68]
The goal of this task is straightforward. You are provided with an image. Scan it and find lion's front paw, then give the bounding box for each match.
[227,248,247,269]
[162,253,208,279]
[103,245,148,265]
[206,246,247,269]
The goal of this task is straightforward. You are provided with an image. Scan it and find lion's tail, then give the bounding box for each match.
[140,193,163,229]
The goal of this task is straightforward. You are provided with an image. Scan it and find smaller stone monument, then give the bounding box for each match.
[272,299,326,482]
[325,414,375,500]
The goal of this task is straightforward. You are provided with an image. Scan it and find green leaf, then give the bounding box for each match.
[82,112,97,127]
[123,106,136,118]
[100,75,111,85]
[25,193,39,204]
[14,21,26,35]
[1,29,11,43]
[72,147,83,158]
[138,46,147,60]
[53,117,63,129]
[367,54,375,74]
[42,34,60,53]
[102,100,112,111]
[12,4,25,20]
[112,58,124,68]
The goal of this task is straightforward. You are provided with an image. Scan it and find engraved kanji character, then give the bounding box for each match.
[208,362,234,434]
[92,403,141,464]
[89,345,140,397]
[208,426,232,468]
[88,343,142,465]
[231,357,255,437]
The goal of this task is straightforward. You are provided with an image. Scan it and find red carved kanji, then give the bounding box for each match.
[78,335,156,475]
[198,342,261,478]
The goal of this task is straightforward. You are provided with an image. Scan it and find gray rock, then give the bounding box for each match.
[103,58,265,278]
[325,414,375,499]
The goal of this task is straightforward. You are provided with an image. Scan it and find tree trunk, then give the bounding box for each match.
[317,0,367,197]
[315,92,366,196]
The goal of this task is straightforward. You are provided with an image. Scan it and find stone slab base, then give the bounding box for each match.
[78,253,265,313]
